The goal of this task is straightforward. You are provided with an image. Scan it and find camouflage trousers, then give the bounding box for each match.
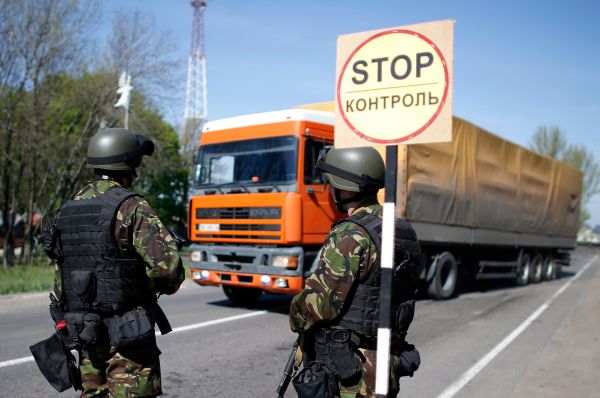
[79,336,162,398]
[338,348,400,398]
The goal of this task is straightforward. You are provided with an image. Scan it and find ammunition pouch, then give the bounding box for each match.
[396,342,421,377]
[70,270,96,307]
[29,332,81,392]
[106,306,154,349]
[293,361,339,398]
[314,327,362,381]
[62,312,103,349]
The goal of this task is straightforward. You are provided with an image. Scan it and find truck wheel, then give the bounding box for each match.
[542,255,556,281]
[529,254,543,283]
[427,252,458,300]
[222,286,263,307]
[515,252,530,286]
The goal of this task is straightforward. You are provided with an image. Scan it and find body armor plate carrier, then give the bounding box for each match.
[55,187,148,316]
[334,211,420,349]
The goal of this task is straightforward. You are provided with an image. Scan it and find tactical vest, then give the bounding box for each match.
[55,187,148,316]
[335,211,420,347]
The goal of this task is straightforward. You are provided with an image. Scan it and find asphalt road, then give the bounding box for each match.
[1,247,598,397]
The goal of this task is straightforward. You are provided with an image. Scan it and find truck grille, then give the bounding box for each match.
[197,207,281,220]
[195,206,283,242]
[196,234,280,240]
[219,208,250,219]
[220,224,280,231]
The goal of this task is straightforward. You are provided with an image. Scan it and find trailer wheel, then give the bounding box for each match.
[542,255,556,281]
[427,252,458,300]
[222,286,263,307]
[529,254,543,283]
[515,252,530,286]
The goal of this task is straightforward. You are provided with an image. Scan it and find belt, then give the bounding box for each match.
[315,327,361,346]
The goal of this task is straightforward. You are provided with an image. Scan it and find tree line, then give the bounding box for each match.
[529,126,600,225]
[0,0,187,267]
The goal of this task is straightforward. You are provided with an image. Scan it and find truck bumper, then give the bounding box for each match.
[188,244,307,294]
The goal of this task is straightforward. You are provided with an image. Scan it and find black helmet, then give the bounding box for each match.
[316,146,385,193]
[86,128,154,171]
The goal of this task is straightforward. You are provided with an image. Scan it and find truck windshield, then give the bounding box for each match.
[194,136,298,188]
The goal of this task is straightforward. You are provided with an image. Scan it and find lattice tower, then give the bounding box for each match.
[183,0,208,156]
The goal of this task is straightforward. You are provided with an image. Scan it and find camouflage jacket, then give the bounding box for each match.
[54,179,185,297]
[289,199,381,332]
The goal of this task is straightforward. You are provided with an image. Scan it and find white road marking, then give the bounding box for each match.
[157,310,266,335]
[0,356,35,368]
[437,255,599,398]
[0,310,267,369]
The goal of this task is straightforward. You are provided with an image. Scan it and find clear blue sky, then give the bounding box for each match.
[102,0,600,226]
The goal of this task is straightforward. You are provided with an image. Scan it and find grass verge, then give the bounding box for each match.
[1,250,190,296]
[0,260,55,295]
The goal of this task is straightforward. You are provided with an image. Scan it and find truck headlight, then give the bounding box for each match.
[190,251,201,262]
[192,270,210,280]
[272,255,299,270]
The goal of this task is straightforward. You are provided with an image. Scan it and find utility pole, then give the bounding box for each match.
[115,71,132,129]
[183,0,208,159]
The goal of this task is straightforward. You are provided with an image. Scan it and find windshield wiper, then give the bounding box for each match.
[229,182,250,193]
[196,184,225,194]
[256,182,281,192]
[201,180,286,193]
[205,181,250,193]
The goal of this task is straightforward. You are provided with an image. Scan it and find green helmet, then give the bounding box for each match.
[86,128,154,171]
[316,146,385,192]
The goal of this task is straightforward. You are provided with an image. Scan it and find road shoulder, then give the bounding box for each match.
[510,256,600,397]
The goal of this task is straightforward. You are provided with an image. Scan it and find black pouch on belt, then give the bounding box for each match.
[293,361,339,398]
[63,312,103,348]
[315,327,362,381]
[106,306,154,349]
[397,342,421,377]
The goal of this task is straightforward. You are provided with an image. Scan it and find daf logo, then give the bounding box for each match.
[249,207,281,219]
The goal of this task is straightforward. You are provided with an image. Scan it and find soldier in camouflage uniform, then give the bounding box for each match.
[51,128,185,397]
[290,146,418,398]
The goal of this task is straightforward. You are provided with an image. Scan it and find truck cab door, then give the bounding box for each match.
[301,137,342,244]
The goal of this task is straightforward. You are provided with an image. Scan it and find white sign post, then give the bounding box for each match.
[334,20,454,397]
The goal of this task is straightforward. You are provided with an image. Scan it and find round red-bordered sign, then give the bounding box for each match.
[337,29,449,144]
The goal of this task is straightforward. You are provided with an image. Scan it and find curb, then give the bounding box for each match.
[0,279,195,304]
[0,290,48,303]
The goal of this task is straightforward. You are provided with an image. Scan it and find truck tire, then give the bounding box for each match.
[529,254,543,283]
[515,252,530,286]
[542,255,556,281]
[222,286,263,307]
[427,252,458,300]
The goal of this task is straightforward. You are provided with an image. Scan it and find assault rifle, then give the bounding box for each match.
[276,336,301,397]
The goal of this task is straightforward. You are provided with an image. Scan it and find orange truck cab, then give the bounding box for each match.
[188,109,344,305]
